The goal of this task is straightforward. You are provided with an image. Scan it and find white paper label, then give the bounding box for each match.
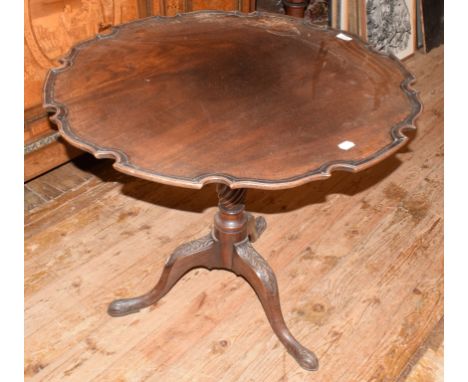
[336,33,352,41]
[338,141,356,150]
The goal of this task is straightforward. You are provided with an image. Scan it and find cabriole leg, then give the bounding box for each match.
[233,240,319,371]
[108,234,217,317]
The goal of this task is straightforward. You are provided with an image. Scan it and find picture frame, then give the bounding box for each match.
[330,0,417,60]
[365,0,417,60]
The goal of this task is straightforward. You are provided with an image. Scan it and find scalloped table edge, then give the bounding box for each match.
[43,10,423,191]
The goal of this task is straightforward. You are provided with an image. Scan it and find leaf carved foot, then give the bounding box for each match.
[233,240,319,371]
[108,234,217,317]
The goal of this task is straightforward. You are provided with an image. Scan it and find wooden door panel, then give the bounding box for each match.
[25,0,254,181]
[25,0,147,110]
[191,0,242,12]
[151,0,253,16]
[24,0,148,181]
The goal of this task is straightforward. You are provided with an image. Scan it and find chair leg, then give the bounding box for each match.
[232,240,319,371]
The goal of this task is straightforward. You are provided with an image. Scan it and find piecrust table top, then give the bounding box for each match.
[44,11,421,190]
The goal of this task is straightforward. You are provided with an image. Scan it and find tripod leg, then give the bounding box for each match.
[232,240,319,371]
[108,234,217,317]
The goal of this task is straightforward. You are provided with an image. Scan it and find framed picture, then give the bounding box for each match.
[330,0,417,60]
[365,0,417,60]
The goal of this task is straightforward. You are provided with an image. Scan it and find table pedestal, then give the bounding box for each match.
[108,184,318,370]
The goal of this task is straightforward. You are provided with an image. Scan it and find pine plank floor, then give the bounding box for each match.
[25,45,443,382]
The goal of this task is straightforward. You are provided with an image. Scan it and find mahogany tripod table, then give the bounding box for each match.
[43,11,421,371]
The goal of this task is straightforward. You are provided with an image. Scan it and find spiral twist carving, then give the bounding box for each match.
[216,184,246,211]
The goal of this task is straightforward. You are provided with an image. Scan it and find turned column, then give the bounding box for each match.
[213,185,248,269]
[283,0,309,18]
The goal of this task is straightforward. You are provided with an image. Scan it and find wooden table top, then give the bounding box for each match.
[44,11,421,190]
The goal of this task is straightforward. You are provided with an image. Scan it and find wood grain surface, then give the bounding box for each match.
[25,45,442,381]
[25,2,253,180]
[403,319,443,382]
[44,11,421,190]
[25,0,148,180]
